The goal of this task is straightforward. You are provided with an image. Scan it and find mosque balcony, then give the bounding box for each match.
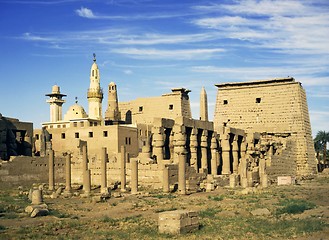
[87,88,104,99]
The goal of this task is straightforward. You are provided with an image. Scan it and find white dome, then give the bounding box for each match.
[64,103,88,120]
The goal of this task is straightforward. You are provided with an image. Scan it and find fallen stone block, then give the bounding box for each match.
[30,208,49,218]
[206,182,214,192]
[158,210,199,234]
[56,186,64,195]
[277,176,295,185]
[92,195,102,204]
[51,192,59,199]
[251,208,271,216]
[25,203,48,214]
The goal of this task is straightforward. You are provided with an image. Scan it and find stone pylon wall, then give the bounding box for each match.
[214,78,317,176]
[265,138,297,181]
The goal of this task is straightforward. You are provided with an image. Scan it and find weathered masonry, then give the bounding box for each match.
[214,77,317,177]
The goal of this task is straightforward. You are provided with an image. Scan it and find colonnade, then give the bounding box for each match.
[151,122,248,176]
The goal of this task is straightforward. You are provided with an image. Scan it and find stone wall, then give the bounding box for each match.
[119,88,192,125]
[0,156,65,186]
[214,78,317,176]
[264,137,297,182]
[0,115,33,160]
[34,124,139,160]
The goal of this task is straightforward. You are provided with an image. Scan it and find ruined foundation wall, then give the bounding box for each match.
[214,78,317,176]
[0,156,65,186]
[265,139,297,182]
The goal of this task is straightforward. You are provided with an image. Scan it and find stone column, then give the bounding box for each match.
[65,153,72,193]
[259,157,266,179]
[163,166,170,193]
[152,126,164,163]
[140,134,151,159]
[220,133,231,175]
[131,159,138,194]
[83,169,91,194]
[267,145,273,166]
[46,142,52,156]
[121,145,127,192]
[178,153,186,195]
[173,125,186,164]
[200,130,208,173]
[31,189,43,205]
[189,128,198,172]
[82,144,90,193]
[101,147,107,193]
[247,170,253,187]
[210,133,218,175]
[169,131,174,162]
[82,144,88,172]
[232,136,239,174]
[239,157,248,188]
[48,150,55,191]
[229,174,238,188]
[261,174,268,188]
[240,137,247,160]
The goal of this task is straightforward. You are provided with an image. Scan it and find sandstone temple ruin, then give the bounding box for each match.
[0,54,318,192]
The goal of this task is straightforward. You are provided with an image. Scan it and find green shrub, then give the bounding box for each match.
[153,194,176,199]
[49,209,71,218]
[211,195,224,201]
[199,208,220,218]
[101,216,119,226]
[276,199,316,215]
[154,207,177,213]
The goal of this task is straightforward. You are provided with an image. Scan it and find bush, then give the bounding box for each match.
[276,199,316,215]
[199,208,220,218]
[208,195,224,201]
[101,216,119,226]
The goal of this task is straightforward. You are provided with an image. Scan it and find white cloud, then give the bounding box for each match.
[5,0,82,4]
[111,48,225,60]
[75,7,95,19]
[111,33,219,45]
[123,69,133,75]
[191,66,329,86]
[22,32,56,42]
[309,110,329,136]
[74,6,197,21]
[194,0,325,17]
[194,16,249,28]
[221,0,311,17]
[192,1,329,55]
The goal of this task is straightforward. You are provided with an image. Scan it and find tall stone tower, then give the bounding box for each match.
[200,86,208,121]
[214,77,317,176]
[87,53,103,120]
[46,85,66,122]
[105,82,120,122]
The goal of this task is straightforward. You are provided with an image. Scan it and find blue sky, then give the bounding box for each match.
[0,0,328,136]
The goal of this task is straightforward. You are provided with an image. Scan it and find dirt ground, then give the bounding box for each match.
[1,172,329,240]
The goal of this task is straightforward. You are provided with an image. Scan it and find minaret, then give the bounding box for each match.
[87,53,103,120]
[105,82,120,121]
[200,86,208,121]
[46,85,66,122]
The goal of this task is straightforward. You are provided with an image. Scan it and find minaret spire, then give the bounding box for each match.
[200,86,208,121]
[46,85,66,122]
[105,82,120,122]
[87,53,103,120]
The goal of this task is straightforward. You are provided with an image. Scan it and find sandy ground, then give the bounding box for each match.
[1,172,329,239]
